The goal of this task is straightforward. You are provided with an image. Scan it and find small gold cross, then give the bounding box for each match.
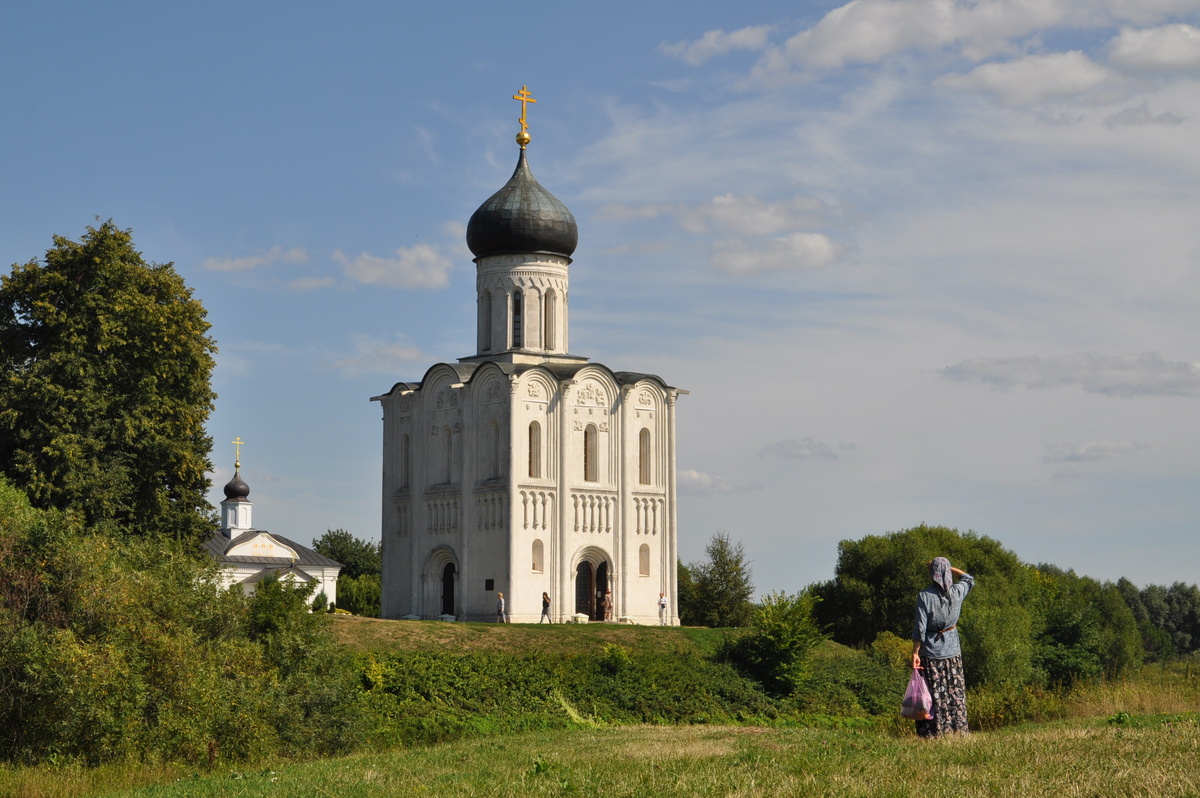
[512,85,536,147]
[232,436,245,470]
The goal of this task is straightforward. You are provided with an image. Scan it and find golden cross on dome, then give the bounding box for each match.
[512,85,536,148]
[232,436,245,470]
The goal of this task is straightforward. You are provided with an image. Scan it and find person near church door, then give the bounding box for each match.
[496,592,507,623]
[540,592,551,623]
[658,592,668,625]
[603,589,613,621]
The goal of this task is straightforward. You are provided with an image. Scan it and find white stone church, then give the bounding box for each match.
[373,93,683,623]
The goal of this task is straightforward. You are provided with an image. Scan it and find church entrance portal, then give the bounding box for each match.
[574,560,609,620]
[441,563,456,616]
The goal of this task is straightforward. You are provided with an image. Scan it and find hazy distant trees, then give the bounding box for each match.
[680,531,755,628]
[811,524,1145,687]
[313,528,381,616]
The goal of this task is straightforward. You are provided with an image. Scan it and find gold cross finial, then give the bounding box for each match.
[232,436,245,471]
[512,85,536,148]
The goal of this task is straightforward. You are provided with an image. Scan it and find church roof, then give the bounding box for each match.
[372,360,680,401]
[204,530,342,568]
[465,149,578,260]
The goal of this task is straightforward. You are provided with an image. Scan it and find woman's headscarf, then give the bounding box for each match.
[929,557,954,597]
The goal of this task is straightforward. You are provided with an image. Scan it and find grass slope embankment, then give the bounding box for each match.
[329,614,727,656]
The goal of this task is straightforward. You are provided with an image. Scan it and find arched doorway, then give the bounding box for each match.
[424,546,458,619]
[574,557,610,620]
[441,563,456,616]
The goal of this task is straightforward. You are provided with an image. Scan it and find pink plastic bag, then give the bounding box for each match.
[901,668,933,720]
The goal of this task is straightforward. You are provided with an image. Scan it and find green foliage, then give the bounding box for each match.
[0,478,362,766]
[312,528,380,579]
[685,531,754,628]
[812,524,1035,687]
[335,573,381,617]
[355,647,781,749]
[726,590,827,696]
[677,559,700,625]
[0,221,217,542]
[1028,565,1142,684]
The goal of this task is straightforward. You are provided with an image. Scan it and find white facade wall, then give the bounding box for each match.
[378,361,680,624]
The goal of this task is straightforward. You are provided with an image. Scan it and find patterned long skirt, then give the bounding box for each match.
[915,655,968,737]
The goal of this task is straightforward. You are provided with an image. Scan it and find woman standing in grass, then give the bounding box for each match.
[911,557,974,737]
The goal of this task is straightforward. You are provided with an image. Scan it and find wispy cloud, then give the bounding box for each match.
[335,244,453,290]
[286,276,336,292]
[1043,439,1149,463]
[660,25,773,67]
[326,334,428,377]
[940,352,1200,397]
[936,51,1123,107]
[202,245,308,272]
[759,437,839,461]
[712,232,843,274]
[677,469,759,497]
[1104,99,1186,127]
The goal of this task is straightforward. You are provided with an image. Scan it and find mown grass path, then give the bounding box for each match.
[79,716,1199,798]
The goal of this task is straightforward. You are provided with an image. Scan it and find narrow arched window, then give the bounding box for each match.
[400,434,411,488]
[441,425,453,483]
[512,290,523,348]
[532,539,544,573]
[639,428,651,485]
[584,424,598,482]
[544,290,556,351]
[639,543,650,576]
[489,420,501,479]
[480,290,492,352]
[528,421,542,478]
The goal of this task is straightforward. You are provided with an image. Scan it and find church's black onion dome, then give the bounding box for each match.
[223,470,250,501]
[466,150,578,260]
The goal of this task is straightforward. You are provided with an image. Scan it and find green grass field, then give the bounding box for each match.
[5,618,1200,798]
[8,715,1199,798]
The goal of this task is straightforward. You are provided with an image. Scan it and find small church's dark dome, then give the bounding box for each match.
[223,470,250,501]
[466,150,577,260]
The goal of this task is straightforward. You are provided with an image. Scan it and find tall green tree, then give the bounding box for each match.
[689,531,755,628]
[312,528,381,579]
[0,221,216,541]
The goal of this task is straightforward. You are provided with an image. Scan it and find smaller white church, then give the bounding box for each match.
[205,445,342,606]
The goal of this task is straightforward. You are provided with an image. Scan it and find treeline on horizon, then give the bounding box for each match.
[2,222,1199,768]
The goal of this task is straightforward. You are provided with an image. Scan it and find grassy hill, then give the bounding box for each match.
[329,615,728,656]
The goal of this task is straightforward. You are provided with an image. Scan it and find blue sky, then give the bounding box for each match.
[5,1,1200,593]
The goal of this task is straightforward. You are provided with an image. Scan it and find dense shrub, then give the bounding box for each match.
[0,478,363,765]
[725,590,826,696]
[337,573,381,617]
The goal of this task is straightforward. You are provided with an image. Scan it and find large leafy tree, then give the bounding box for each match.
[0,221,216,541]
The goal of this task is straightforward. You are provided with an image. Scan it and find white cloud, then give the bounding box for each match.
[661,25,773,66]
[600,194,829,235]
[936,51,1121,106]
[759,437,840,460]
[750,0,1200,77]
[202,245,308,272]
[327,334,428,377]
[677,469,758,496]
[940,352,1200,397]
[335,244,453,290]
[1043,439,1149,463]
[712,232,843,274]
[1104,99,1186,127]
[1109,24,1200,71]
